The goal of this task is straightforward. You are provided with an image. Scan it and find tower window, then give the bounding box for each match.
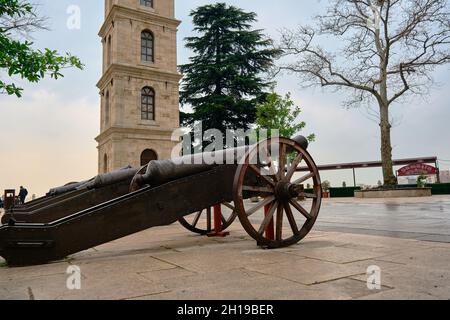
[107,35,112,66]
[141,87,155,120]
[103,154,108,173]
[140,0,153,8]
[141,30,154,62]
[105,90,110,126]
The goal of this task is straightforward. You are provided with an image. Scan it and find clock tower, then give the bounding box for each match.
[96,0,181,173]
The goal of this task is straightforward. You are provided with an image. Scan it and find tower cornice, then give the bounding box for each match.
[97,63,182,90]
[95,126,177,145]
[99,5,181,38]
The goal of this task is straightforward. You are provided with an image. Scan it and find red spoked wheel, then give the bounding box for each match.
[178,202,237,235]
[233,137,322,248]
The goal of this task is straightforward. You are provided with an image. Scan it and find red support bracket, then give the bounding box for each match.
[264,204,275,240]
[207,204,230,238]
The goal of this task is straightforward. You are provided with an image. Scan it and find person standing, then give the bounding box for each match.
[19,186,28,205]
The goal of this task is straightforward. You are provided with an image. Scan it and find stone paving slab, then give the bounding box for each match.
[2,196,450,300]
[1,220,449,300]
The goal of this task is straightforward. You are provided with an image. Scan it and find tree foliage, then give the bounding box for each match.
[0,0,83,97]
[180,3,281,138]
[255,90,315,142]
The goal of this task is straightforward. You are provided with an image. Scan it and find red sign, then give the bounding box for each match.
[397,163,437,177]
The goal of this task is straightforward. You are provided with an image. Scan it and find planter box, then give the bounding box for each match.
[355,188,432,199]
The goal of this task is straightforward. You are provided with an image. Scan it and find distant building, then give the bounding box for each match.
[399,175,437,185]
[440,171,450,183]
[426,175,437,184]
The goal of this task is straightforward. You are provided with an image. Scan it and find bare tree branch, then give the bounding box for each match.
[278,0,450,186]
[0,1,48,39]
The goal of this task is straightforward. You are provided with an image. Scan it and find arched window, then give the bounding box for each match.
[107,35,112,66]
[141,30,154,62]
[105,90,110,126]
[141,87,155,120]
[140,0,153,8]
[103,154,108,173]
[140,149,158,166]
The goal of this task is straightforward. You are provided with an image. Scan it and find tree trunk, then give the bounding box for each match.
[379,103,397,186]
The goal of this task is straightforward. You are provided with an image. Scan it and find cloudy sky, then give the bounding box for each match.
[1,0,449,197]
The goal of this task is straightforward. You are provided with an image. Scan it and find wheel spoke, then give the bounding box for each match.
[302,192,317,199]
[290,199,313,220]
[276,203,284,241]
[286,153,303,180]
[222,202,234,211]
[258,201,278,235]
[192,210,202,227]
[283,202,300,235]
[278,143,287,180]
[260,146,278,181]
[249,164,276,187]
[246,196,276,217]
[242,185,274,193]
[293,172,315,185]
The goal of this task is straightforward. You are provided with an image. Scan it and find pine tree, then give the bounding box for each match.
[180,3,281,146]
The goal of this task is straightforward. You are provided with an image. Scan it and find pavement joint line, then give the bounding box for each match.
[243,266,367,287]
[341,257,389,265]
[305,273,368,287]
[367,259,407,266]
[136,265,179,277]
[0,270,69,282]
[348,276,396,290]
[371,257,419,265]
[276,251,378,266]
[121,290,173,300]
[160,245,182,252]
[149,255,190,271]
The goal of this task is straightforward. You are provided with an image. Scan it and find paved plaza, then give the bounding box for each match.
[1,196,449,300]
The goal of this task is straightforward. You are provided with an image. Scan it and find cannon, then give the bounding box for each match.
[0,137,322,266]
[1,167,139,225]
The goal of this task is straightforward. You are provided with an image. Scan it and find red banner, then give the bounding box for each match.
[397,163,437,177]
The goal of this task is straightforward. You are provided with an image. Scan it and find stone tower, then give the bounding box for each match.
[96,0,181,173]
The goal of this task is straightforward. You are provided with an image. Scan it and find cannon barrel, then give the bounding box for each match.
[46,166,138,196]
[134,135,309,189]
[85,167,139,190]
[292,135,309,151]
[47,179,93,196]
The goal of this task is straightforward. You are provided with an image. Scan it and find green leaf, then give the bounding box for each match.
[0,1,83,98]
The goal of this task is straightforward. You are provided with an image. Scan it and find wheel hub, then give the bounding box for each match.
[275,181,301,201]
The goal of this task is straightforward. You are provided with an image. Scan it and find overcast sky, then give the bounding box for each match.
[0,0,449,196]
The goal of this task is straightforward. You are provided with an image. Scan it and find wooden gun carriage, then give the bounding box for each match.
[0,137,322,266]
